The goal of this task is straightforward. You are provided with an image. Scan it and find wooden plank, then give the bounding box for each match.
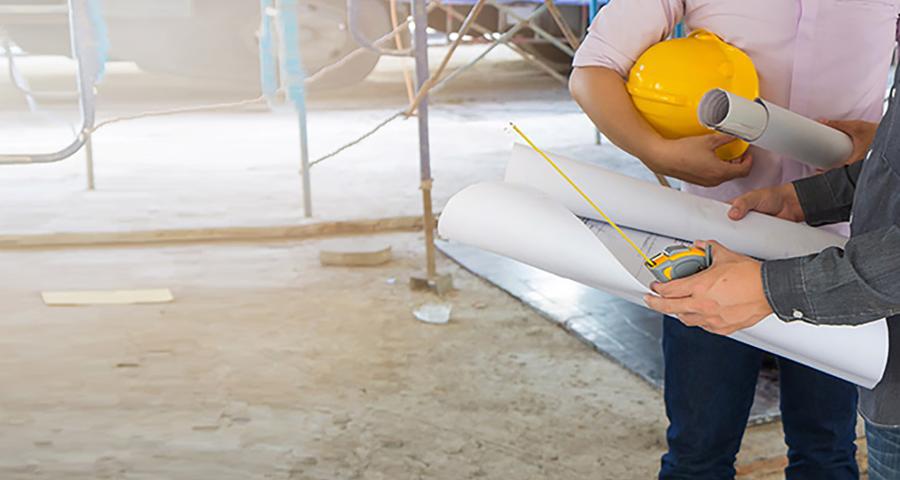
[319,240,393,267]
[42,289,174,306]
[0,215,426,250]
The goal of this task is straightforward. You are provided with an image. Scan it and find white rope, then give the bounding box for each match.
[309,111,405,167]
[87,94,271,134]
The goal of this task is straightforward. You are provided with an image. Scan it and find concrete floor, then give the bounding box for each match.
[0,232,802,479]
[0,45,868,478]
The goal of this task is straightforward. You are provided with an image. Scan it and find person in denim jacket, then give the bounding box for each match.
[645,65,900,480]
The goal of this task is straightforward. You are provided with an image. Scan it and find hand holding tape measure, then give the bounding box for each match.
[508,123,712,283]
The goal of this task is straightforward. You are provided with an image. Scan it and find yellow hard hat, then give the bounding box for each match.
[627,30,759,160]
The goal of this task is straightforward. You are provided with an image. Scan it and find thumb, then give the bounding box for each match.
[727,191,757,220]
[702,240,737,263]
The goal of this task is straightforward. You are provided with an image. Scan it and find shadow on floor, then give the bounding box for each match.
[438,240,781,425]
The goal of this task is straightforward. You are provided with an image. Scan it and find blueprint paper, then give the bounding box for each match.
[698,89,853,170]
[439,151,889,388]
[505,144,845,259]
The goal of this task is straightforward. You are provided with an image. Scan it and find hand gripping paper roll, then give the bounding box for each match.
[438,178,889,388]
[698,88,853,169]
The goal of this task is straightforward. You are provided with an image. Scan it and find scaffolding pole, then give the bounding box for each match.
[412,0,437,278]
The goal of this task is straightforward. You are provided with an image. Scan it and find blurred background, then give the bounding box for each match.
[0,2,842,479]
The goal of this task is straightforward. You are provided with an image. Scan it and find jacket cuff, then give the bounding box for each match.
[761,258,818,324]
[793,177,838,227]
[793,165,858,226]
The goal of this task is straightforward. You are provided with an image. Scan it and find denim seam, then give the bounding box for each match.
[797,257,817,321]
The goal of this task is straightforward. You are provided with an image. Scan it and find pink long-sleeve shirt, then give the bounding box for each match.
[574,0,899,204]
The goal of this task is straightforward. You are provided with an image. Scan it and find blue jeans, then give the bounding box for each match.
[866,421,900,480]
[660,316,859,479]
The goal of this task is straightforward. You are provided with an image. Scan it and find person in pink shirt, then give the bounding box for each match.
[569,1,899,478]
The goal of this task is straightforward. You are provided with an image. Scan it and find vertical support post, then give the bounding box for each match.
[85,132,95,190]
[298,105,312,218]
[588,0,599,20]
[259,0,279,105]
[276,0,313,218]
[587,0,601,145]
[413,0,437,278]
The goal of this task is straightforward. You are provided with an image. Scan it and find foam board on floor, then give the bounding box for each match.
[41,288,174,306]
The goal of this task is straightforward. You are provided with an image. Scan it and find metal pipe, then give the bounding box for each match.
[347,0,411,56]
[258,0,279,105]
[0,0,99,165]
[304,1,439,86]
[429,4,548,97]
[543,0,580,51]
[412,0,437,278]
[437,3,566,84]
[298,107,312,217]
[405,0,488,116]
[277,0,313,217]
[388,0,416,102]
[494,2,574,57]
[85,132,95,190]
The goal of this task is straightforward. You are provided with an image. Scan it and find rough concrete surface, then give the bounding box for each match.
[0,232,812,479]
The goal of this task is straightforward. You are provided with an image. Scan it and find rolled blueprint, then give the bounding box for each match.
[505,144,843,260]
[698,88,853,169]
[440,146,890,387]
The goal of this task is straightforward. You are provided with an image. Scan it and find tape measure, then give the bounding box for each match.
[645,244,712,283]
[509,123,713,283]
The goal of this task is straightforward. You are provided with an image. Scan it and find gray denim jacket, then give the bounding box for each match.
[762,72,900,426]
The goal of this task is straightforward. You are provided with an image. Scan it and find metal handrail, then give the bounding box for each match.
[0,0,99,165]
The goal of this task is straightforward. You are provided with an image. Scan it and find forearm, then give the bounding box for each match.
[763,225,900,326]
[569,67,666,167]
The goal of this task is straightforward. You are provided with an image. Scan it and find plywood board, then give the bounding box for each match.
[42,288,174,306]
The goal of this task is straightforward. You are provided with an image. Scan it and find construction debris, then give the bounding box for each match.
[413,303,452,324]
[319,239,393,267]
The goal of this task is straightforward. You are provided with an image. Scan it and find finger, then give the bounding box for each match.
[821,119,854,136]
[643,294,699,315]
[651,276,695,298]
[704,239,724,250]
[706,133,737,149]
[727,192,759,220]
[820,119,846,129]
[704,240,740,264]
[724,152,753,177]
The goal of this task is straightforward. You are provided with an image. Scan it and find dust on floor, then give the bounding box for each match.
[0,232,838,479]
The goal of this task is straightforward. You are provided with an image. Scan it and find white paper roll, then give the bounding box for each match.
[438,177,888,388]
[698,88,853,169]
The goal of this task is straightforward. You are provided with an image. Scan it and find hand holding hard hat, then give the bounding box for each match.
[627,30,760,162]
